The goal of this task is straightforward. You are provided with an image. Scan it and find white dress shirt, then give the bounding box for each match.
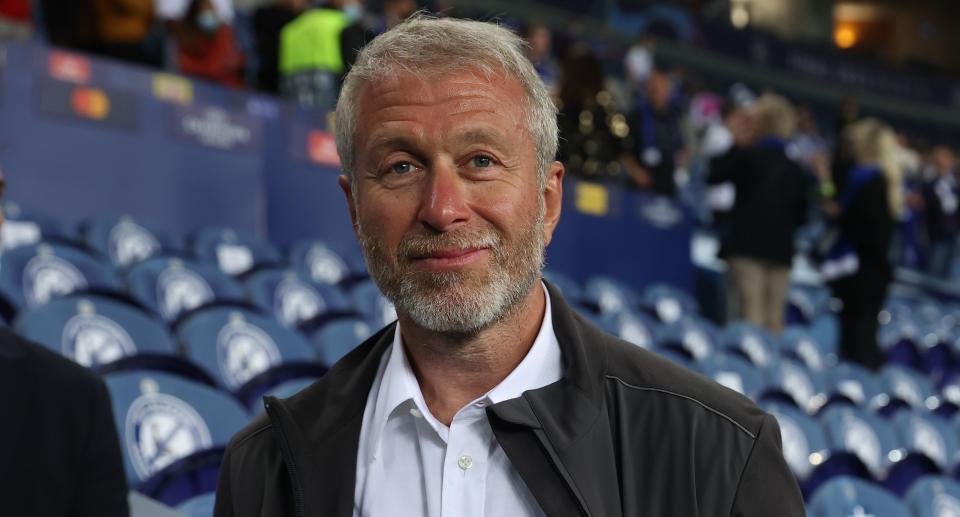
[353,282,562,517]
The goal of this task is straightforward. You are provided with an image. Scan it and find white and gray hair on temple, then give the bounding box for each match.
[333,15,558,191]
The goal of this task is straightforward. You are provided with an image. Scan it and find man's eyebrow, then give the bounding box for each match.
[450,128,508,147]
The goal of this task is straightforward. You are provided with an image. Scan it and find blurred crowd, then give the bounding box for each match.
[3,0,958,367]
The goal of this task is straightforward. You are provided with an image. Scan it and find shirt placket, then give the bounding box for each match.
[440,403,489,517]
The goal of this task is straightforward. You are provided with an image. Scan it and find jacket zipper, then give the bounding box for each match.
[265,400,307,517]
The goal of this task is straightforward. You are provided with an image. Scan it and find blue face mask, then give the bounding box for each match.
[196,11,221,33]
[343,3,363,22]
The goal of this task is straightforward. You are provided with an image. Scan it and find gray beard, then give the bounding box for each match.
[357,203,545,335]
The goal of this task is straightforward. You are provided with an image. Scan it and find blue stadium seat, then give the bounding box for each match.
[778,326,831,372]
[695,352,766,398]
[785,284,830,325]
[287,239,357,285]
[177,492,215,517]
[905,476,960,517]
[349,280,396,329]
[600,310,660,349]
[720,321,776,367]
[762,400,830,482]
[127,257,247,323]
[177,307,317,393]
[824,361,885,408]
[808,313,840,361]
[659,316,718,361]
[245,268,352,328]
[542,270,582,303]
[189,227,282,276]
[808,477,910,517]
[582,276,639,315]
[640,283,699,324]
[819,405,904,479]
[312,317,374,367]
[1,200,70,249]
[878,319,924,371]
[81,214,178,269]
[879,365,939,414]
[13,294,176,368]
[893,410,959,473]
[104,370,251,506]
[0,242,121,315]
[762,358,828,413]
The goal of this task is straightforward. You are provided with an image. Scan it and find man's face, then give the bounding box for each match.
[339,69,562,334]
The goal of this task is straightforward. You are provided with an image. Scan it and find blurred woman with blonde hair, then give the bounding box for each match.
[826,117,902,369]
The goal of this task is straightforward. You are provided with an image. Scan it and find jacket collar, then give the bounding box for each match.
[266,279,608,516]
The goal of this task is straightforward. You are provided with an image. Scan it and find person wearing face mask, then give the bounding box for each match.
[174,0,245,87]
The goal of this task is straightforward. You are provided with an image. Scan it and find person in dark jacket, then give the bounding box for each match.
[827,118,902,370]
[922,146,958,278]
[0,329,130,516]
[708,93,811,332]
[213,17,804,517]
[252,0,307,93]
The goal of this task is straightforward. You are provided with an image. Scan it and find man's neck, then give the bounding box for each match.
[398,284,546,426]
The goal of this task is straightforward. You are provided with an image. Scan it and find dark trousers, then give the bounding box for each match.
[834,268,889,371]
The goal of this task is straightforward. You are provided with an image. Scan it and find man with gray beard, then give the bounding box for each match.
[214,16,804,517]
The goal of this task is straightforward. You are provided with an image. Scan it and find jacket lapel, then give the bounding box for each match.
[490,282,623,517]
[266,323,396,517]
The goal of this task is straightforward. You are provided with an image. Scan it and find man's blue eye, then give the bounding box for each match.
[391,162,413,174]
[472,155,492,168]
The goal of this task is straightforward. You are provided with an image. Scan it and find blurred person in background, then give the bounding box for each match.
[707,94,811,332]
[174,0,245,87]
[623,65,685,196]
[279,0,351,109]
[340,0,416,73]
[0,0,31,39]
[556,48,632,186]
[91,0,162,66]
[825,118,903,370]
[252,0,307,93]
[0,167,130,516]
[922,146,958,278]
[520,23,559,94]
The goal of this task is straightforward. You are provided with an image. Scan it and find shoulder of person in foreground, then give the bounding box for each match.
[0,328,130,517]
[580,317,805,515]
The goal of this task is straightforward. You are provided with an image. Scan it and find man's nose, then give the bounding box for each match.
[417,162,469,232]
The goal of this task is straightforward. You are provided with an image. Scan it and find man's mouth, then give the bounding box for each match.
[411,247,490,271]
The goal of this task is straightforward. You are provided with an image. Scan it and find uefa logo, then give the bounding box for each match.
[109,219,161,267]
[156,262,214,320]
[62,310,136,367]
[216,314,282,389]
[125,392,213,481]
[305,244,349,284]
[274,275,324,327]
[23,253,88,306]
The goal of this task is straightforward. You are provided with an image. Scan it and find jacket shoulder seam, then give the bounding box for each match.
[604,375,757,439]
[232,422,274,449]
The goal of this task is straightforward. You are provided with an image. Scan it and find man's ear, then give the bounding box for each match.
[542,161,564,247]
[338,174,359,236]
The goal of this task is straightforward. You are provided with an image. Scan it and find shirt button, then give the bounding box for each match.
[409,408,423,418]
[458,455,473,470]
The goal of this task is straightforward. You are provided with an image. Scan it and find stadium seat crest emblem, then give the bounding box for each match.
[124,392,213,480]
[23,253,87,306]
[156,263,214,320]
[61,310,136,367]
[109,219,160,267]
[274,276,324,327]
[216,314,282,389]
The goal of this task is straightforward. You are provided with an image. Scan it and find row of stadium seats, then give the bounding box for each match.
[11,201,960,515]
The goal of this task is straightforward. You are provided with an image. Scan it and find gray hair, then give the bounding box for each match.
[334,16,558,189]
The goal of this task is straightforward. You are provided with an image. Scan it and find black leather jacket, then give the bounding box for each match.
[214,282,804,517]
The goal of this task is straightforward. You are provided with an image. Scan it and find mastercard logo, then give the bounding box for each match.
[70,87,110,120]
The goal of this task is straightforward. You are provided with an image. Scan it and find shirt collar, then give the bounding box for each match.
[366,281,562,461]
